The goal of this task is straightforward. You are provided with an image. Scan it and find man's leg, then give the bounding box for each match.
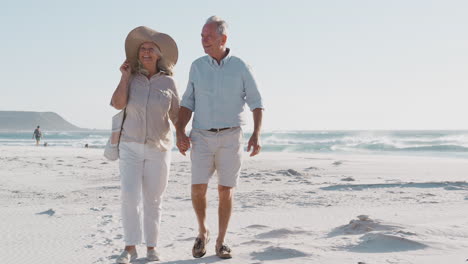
[191,183,211,258]
[190,129,216,257]
[190,129,215,240]
[192,183,209,239]
[217,185,233,247]
[213,128,243,258]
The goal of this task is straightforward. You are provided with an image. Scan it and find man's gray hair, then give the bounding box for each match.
[205,16,228,36]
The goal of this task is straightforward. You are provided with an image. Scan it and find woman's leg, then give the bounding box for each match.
[119,142,145,246]
[142,144,171,248]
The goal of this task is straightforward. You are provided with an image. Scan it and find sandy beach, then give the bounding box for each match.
[0,146,467,263]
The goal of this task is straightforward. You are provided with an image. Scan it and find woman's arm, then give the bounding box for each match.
[111,60,132,110]
[168,81,180,127]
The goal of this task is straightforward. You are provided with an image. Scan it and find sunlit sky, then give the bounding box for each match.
[1,0,467,130]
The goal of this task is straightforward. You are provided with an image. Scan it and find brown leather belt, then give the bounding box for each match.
[207,127,231,132]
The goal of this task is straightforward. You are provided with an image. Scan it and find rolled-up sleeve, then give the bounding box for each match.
[168,82,180,126]
[243,64,264,111]
[180,64,196,111]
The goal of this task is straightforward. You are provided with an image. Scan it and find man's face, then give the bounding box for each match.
[201,23,225,57]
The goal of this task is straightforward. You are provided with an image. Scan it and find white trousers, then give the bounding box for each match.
[118,142,170,247]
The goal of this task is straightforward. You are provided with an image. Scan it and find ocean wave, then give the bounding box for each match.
[2,130,468,156]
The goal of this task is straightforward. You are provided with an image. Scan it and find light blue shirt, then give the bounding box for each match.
[181,50,264,130]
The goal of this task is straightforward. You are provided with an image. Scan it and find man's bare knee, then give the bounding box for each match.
[192,184,208,199]
[218,185,233,199]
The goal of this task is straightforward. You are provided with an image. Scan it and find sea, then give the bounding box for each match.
[1,130,468,158]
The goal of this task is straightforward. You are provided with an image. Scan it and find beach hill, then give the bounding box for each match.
[0,111,82,131]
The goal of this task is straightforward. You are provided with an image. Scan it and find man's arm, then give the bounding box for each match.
[175,106,193,156]
[177,63,197,156]
[247,108,263,157]
[242,62,264,157]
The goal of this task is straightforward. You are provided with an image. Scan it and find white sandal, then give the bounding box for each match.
[116,249,137,263]
[147,248,160,261]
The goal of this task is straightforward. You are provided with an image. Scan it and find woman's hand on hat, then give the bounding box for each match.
[120,60,131,79]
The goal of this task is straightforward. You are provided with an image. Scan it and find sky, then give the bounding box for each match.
[1,0,467,130]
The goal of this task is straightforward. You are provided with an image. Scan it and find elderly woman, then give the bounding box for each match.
[111,26,179,263]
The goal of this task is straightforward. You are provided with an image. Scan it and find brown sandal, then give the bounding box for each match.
[192,234,210,258]
[215,243,232,259]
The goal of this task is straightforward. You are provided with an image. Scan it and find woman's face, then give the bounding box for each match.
[138,42,160,71]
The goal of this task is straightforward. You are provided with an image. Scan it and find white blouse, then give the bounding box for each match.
[120,73,180,151]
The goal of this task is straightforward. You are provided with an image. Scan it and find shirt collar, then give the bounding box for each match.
[135,71,164,81]
[208,48,231,67]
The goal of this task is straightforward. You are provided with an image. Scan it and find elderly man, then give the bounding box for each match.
[176,16,264,259]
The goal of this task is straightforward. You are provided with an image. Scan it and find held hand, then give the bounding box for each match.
[176,132,191,156]
[120,60,131,79]
[247,133,261,157]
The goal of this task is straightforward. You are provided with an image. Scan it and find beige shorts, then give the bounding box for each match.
[190,127,243,187]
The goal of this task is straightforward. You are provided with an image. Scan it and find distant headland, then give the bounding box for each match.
[0,111,87,131]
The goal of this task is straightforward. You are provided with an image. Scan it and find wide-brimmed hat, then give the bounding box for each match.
[125,26,178,72]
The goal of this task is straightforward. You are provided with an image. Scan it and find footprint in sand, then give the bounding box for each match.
[332,161,344,166]
[98,215,113,226]
[245,224,269,229]
[101,238,113,245]
[36,208,55,216]
[250,246,310,261]
[341,177,355,182]
[241,239,272,245]
[256,228,311,239]
[328,215,406,238]
[178,236,196,242]
[90,207,105,212]
[277,169,302,176]
[347,233,427,253]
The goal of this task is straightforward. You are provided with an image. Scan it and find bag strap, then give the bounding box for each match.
[114,75,132,148]
[117,108,127,148]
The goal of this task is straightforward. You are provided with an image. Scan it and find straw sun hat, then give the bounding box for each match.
[125,26,178,72]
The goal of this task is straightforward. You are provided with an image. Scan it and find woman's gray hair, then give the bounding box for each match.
[136,45,174,76]
[205,16,228,36]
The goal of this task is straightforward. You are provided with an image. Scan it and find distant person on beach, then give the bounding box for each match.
[176,16,264,259]
[32,126,42,146]
[110,26,180,263]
